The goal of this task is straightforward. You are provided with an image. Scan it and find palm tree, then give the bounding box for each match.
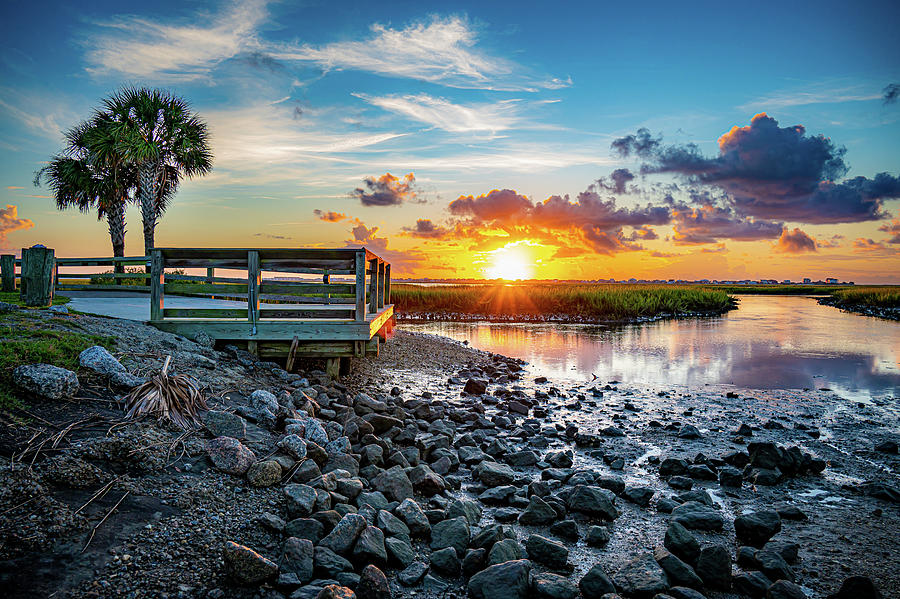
[102,87,213,258]
[34,119,136,261]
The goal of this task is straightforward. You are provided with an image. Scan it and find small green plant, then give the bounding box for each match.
[0,291,70,307]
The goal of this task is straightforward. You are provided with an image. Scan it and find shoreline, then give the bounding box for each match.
[395,307,736,326]
[816,296,900,321]
[0,310,897,598]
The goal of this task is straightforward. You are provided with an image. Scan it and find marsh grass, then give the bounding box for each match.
[0,311,116,410]
[392,284,736,321]
[828,287,900,308]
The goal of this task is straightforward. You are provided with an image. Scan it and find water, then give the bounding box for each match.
[401,295,900,401]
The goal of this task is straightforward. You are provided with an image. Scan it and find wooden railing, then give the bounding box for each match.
[1,254,150,293]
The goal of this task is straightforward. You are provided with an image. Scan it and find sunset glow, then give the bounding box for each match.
[484,242,535,280]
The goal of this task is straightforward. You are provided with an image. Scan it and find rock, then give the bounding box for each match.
[756,548,795,582]
[519,495,558,525]
[247,460,282,487]
[586,525,611,547]
[775,505,807,521]
[447,497,483,526]
[430,516,470,555]
[78,345,127,376]
[566,485,619,520]
[398,561,428,586]
[352,525,387,563]
[875,440,898,454]
[767,580,806,599]
[320,514,367,555]
[733,571,771,598]
[670,502,724,531]
[660,458,689,477]
[315,585,355,599]
[624,486,655,507]
[279,435,308,460]
[204,410,247,439]
[526,534,568,569]
[207,437,256,475]
[653,547,702,589]
[431,546,461,574]
[488,538,521,565]
[356,565,390,599]
[281,537,314,584]
[506,450,539,467]
[678,425,701,439]
[285,484,318,518]
[718,466,743,488]
[223,540,278,584]
[285,518,324,543]
[532,572,579,599]
[314,546,353,578]
[395,498,430,536]
[664,522,700,565]
[695,545,730,590]
[667,588,707,599]
[464,379,487,395]
[548,519,579,540]
[0,301,20,313]
[463,548,487,576]
[362,413,402,434]
[579,563,616,598]
[467,559,532,599]
[371,466,414,502]
[13,363,79,400]
[476,461,516,487]
[613,553,670,598]
[859,481,900,503]
[407,464,446,495]
[827,576,884,599]
[734,510,782,547]
[384,536,414,566]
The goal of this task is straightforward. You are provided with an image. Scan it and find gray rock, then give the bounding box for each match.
[678,425,701,439]
[447,497,483,526]
[566,485,619,520]
[376,509,409,537]
[279,435,309,460]
[613,553,670,598]
[356,564,390,599]
[284,484,318,518]
[526,534,568,569]
[586,525,611,547]
[204,411,247,439]
[285,518,324,543]
[78,345,125,376]
[395,498,431,536]
[313,546,353,578]
[431,546,461,574]
[827,576,884,599]
[319,513,367,555]
[548,519,578,541]
[224,540,278,584]
[476,461,516,487]
[207,437,256,475]
[732,570,771,597]
[488,538,522,566]
[767,580,806,599]
[250,389,280,413]
[670,502,724,531]
[518,495,558,525]
[467,559,532,599]
[371,466,414,502]
[430,516,470,555]
[579,563,615,598]
[734,510,782,547]
[664,522,701,565]
[624,486,655,507]
[532,572,579,599]
[695,544,731,590]
[385,536,415,566]
[13,363,79,400]
[352,525,387,563]
[280,537,314,584]
[653,547,702,589]
[247,460,282,487]
[398,561,428,586]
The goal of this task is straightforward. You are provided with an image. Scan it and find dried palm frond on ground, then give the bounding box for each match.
[123,356,206,429]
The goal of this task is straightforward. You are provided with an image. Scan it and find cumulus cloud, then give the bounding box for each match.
[852,238,895,253]
[613,113,900,224]
[774,228,817,254]
[351,173,419,207]
[671,203,783,245]
[878,219,900,243]
[343,221,425,274]
[0,204,34,244]
[314,209,348,222]
[884,83,900,105]
[402,219,450,238]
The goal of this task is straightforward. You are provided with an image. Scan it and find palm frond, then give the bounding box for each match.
[123,356,207,430]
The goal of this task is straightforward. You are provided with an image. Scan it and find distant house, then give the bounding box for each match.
[826,278,838,284]
[803,278,811,284]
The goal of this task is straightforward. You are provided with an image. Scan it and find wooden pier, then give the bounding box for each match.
[2,247,394,377]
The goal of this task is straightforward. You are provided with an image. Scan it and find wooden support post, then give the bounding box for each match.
[247,340,258,357]
[354,250,366,321]
[206,267,215,283]
[377,261,385,309]
[384,263,391,304]
[247,251,260,334]
[285,335,300,372]
[20,246,55,307]
[323,271,330,305]
[325,357,340,379]
[149,249,164,321]
[0,254,14,292]
[368,258,379,314]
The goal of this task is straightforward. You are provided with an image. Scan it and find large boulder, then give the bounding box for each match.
[734,510,782,547]
[475,461,516,487]
[579,563,615,598]
[371,465,414,502]
[395,498,431,536]
[223,540,278,584]
[280,537,314,584]
[78,345,144,388]
[613,553,670,598]
[204,410,247,439]
[670,501,725,531]
[526,535,568,569]
[566,485,619,520]
[467,559,531,599]
[319,513,367,555]
[206,437,256,475]
[430,516,470,555]
[13,364,79,400]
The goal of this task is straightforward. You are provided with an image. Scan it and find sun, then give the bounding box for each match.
[485,243,534,280]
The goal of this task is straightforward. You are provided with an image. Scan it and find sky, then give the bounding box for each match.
[1,0,899,282]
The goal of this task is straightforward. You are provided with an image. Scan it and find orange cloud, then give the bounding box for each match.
[351,172,419,206]
[0,204,34,244]
[774,227,817,254]
[314,209,348,222]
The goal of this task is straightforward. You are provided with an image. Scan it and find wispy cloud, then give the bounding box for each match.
[84,0,268,81]
[739,83,881,111]
[354,93,537,132]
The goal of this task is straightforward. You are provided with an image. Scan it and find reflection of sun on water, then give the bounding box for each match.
[485,243,534,280]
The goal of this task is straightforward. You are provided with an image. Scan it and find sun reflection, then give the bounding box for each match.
[485,242,534,280]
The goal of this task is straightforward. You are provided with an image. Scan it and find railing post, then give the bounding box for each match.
[368,258,379,314]
[21,246,55,307]
[377,261,385,309]
[323,270,331,305]
[150,249,164,321]
[247,250,260,334]
[206,267,215,283]
[354,250,366,321]
[384,263,391,305]
[0,254,14,292]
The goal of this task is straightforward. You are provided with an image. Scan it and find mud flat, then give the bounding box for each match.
[0,307,897,599]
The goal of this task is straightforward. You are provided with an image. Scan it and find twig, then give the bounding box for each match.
[74,478,119,515]
[81,491,130,552]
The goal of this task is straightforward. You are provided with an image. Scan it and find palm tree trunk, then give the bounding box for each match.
[139,161,159,270]
[106,201,126,283]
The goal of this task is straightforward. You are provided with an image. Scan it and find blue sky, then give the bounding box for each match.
[1,0,899,281]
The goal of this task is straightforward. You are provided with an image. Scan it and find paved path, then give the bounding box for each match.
[64,291,246,321]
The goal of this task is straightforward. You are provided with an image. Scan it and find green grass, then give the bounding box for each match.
[704,284,846,295]
[392,283,736,321]
[0,291,70,307]
[0,312,116,410]
[826,287,900,309]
